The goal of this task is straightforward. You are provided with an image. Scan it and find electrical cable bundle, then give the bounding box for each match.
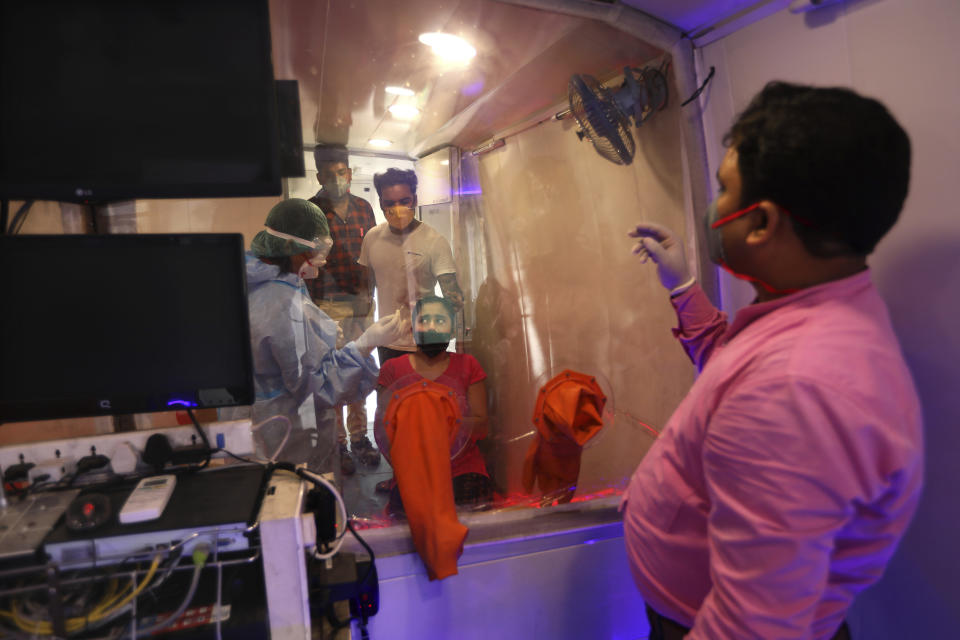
[0,542,211,638]
[0,554,162,636]
[269,461,377,637]
[0,441,375,637]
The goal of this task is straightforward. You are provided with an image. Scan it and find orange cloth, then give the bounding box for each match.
[384,379,468,580]
[522,369,606,503]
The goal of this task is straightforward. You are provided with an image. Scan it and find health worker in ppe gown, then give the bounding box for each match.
[622,82,923,640]
[236,198,406,472]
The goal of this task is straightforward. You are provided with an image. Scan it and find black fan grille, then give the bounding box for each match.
[569,74,635,165]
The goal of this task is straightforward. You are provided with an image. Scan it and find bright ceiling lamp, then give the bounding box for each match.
[385,86,415,96]
[388,104,420,120]
[418,32,476,64]
[368,138,392,148]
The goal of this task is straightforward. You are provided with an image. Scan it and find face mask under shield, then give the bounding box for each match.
[263,227,333,279]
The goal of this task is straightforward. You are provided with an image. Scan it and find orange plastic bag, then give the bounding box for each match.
[522,369,606,504]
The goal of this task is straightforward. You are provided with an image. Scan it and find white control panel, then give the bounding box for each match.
[119,474,176,524]
[0,419,254,481]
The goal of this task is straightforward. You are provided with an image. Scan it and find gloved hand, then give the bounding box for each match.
[353,310,408,352]
[628,222,694,293]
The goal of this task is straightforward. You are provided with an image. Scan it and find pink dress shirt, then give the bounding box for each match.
[621,270,923,639]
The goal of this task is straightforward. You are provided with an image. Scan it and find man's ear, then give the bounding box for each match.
[346,167,353,182]
[745,200,782,246]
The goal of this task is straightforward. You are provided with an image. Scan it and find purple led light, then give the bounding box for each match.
[461,79,485,96]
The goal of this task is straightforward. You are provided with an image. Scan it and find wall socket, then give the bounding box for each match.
[0,419,254,480]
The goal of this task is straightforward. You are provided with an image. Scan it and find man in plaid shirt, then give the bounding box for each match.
[308,144,380,475]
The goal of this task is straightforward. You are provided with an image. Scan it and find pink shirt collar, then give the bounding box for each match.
[724,268,873,343]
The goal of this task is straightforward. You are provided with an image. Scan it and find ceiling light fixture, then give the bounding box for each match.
[418,32,476,64]
[385,86,415,96]
[368,138,393,148]
[388,104,420,120]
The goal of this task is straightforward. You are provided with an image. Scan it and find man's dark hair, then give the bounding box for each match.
[725,81,911,257]
[413,295,455,327]
[374,168,418,198]
[313,143,349,169]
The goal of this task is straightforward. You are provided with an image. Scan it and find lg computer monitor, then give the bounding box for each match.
[0,234,255,423]
[0,0,281,202]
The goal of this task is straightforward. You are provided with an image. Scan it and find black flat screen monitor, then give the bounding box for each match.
[0,0,281,202]
[0,234,255,423]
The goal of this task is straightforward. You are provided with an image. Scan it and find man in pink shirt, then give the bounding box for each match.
[622,82,924,639]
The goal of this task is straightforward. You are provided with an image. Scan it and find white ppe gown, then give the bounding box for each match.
[225,254,378,468]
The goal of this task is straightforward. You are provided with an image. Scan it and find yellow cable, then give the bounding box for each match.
[80,554,162,627]
[6,554,162,635]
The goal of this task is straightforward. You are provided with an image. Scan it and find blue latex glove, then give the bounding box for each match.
[628,222,694,293]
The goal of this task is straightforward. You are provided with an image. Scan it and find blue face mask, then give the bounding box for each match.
[704,199,725,265]
[704,199,766,265]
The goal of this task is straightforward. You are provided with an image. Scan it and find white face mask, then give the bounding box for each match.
[298,258,321,280]
[323,175,350,199]
[298,237,333,280]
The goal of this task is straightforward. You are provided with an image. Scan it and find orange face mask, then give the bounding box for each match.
[386,205,415,230]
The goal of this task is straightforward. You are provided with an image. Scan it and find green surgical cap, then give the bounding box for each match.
[250,198,330,258]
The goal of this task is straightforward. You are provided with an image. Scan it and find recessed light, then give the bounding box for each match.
[418,32,476,63]
[368,138,392,148]
[388,104,420,120]
[385,86,415,96]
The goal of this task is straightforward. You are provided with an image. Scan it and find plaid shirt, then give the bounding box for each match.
[306,191,376,300]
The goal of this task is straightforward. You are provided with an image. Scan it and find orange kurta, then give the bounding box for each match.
[384,379,468,580]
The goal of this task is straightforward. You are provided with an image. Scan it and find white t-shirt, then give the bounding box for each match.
[358,221,456,351]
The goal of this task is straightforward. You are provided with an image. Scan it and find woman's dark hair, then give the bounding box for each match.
[724,81,911,257]
[260,255,294,274]
[374,168,418,198]
[413,295,455,327]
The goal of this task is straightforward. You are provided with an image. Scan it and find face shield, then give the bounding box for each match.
[262,227,333,279]
[263,227,332,263]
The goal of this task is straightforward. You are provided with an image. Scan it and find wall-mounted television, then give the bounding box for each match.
[0,0,281,202]
[0,234,255,423]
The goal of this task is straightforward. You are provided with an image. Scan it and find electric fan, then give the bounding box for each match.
[564,65,668,165]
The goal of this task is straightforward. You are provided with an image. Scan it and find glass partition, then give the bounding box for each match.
[0,0,700,558]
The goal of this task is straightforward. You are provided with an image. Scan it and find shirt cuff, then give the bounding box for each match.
[669,277,697,298]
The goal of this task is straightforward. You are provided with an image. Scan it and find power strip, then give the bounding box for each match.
[0,419,254,481]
